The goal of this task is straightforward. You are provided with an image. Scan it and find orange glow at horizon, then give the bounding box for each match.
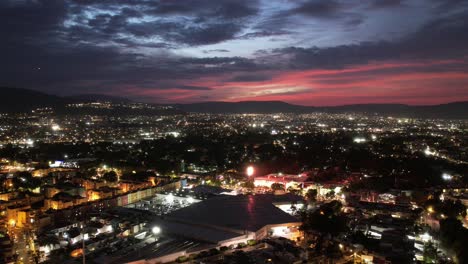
[121,58,468,106]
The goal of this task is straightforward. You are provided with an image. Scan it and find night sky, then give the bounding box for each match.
[1,0,468,105]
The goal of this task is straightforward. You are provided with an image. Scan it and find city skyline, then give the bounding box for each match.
[2,0,468,105]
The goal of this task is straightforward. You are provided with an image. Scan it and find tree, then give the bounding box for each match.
[103,171,118,182]
[227,251,253,263]
[423,241,437,264]
[271,183,285,191]
[306,189,318,204]
[13,171,41,190]
[324,241,343,260]
[208,179,222,187]
[121,171,154,182]
[290,201,298,215]
[325,190,335,199]
[287,185,302,195]
[425,198,467,218]
[301,201,347,236]
[242,180,255,190]
[411,190,428,206]
[439,218,468,263]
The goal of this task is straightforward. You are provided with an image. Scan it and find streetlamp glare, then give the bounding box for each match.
[152,226,161,235]
[246,166,254,177]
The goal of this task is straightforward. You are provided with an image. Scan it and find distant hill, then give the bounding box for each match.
[323,102,468,119]
[1,87,467,119]
[67,94,132,103]
[175,101,468,119]
[0,87,178,115]
[0,87,70,113]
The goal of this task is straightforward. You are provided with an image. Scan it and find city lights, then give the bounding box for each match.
[2,2,467,263]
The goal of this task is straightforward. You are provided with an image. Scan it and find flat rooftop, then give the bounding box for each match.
[166,194,300,233]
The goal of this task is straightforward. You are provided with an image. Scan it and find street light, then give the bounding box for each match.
[246,166,254,177]
[152,226,161,235]
[427,206,434,213]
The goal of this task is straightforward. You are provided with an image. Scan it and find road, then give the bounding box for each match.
[10,225,37,264]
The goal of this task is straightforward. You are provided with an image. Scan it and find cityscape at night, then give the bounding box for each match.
[1,0,468,263]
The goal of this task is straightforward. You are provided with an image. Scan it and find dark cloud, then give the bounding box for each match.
[162,22,243,46]
[146,0,258,19]
[368,0,405,9]
[177,85,213,91]
[431,0,468,12]
[238,30,292,39]
[202,49,230,54]
[228,74,273,82]
[269,10,468,69]
[292,0,342,18]
[342,14,365,29]
[112,38,174,49]
[259,0,364,33]
[179,57,258,68]
[0,0,67,41]
[1,0,468,102]
[0,15,261,95]
[63,0,259,47]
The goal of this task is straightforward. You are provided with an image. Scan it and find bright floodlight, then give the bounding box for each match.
[152,226,161,235]
[353,137,366,143]
[26,139,34,146]
[421,232,431,243]
[246,166,254,177]
[424,147,435,156]
[442,173,452,181]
